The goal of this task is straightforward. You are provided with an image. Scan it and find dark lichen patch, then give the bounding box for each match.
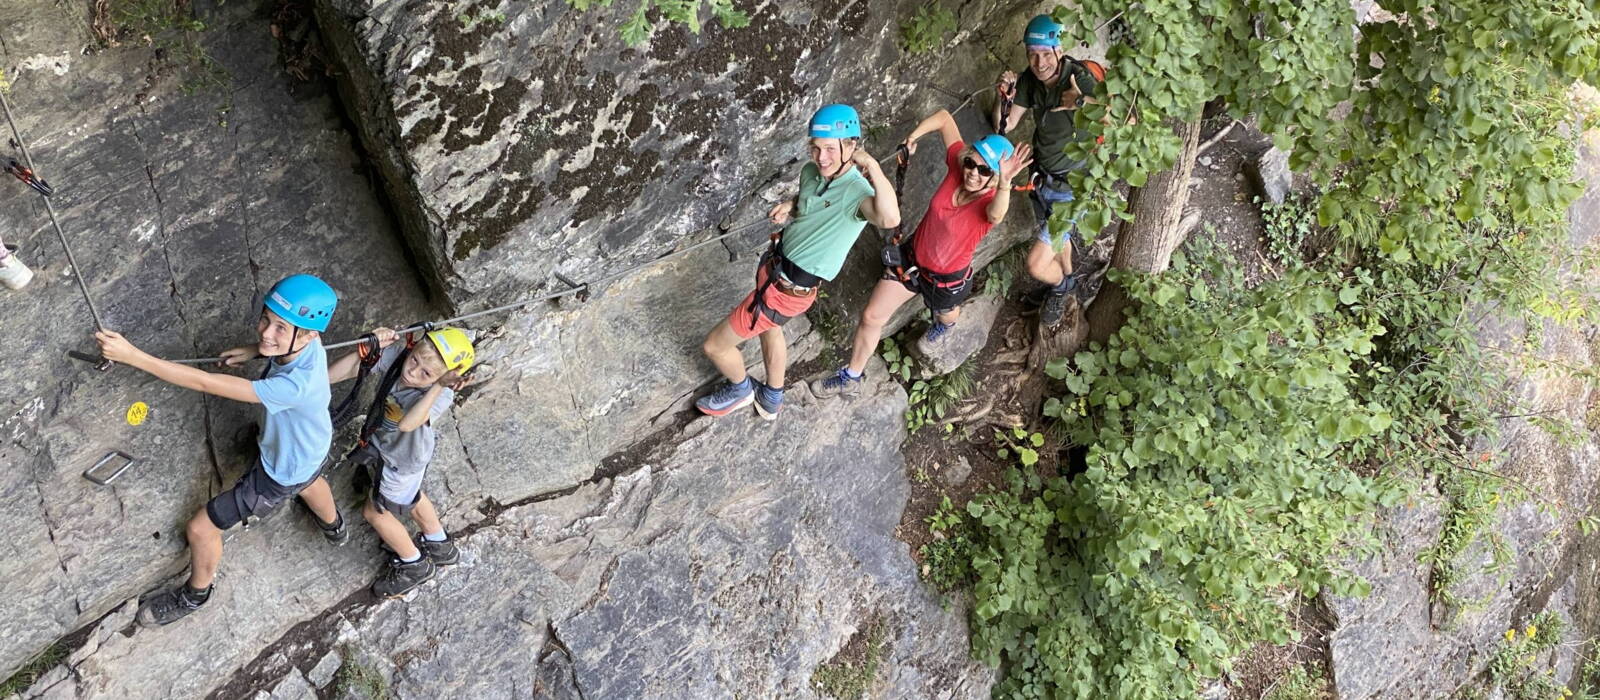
[393,0,892,267]
[440,76,528,154]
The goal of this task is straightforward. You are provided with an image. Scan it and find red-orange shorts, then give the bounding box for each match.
[726,260,817,340]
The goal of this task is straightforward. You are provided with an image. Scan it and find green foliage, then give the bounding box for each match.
[907,359,975,433]
[1049,0,1600,256]
[1420,469,1511,617]
[880,337,916,382]
[992,426,1045,469]
[920,495,977,591]
[457,9,508,30]
[566,0,749,47]
[1486,612,1567,700]
[1261,194,1316,266]
[810,620,888,700]
[105,0,232,121]
[331,646,389,700]
[0,642,67,696]
[1264,663,1329,700]
[966,242,1403,698]
[982,245,1024,298]
[900,4,957,55]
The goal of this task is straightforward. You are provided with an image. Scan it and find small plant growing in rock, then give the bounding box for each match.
[1420,467,1513,620]
[564,0,750,47]
[0,642,67,696]
[330,646,389,700]
[1487,612,1567,700]
[96,0,232,121]
[457,10,508,31]
[810,619,888,700]
[879,337,916,382]
[899,4,957,55]
[1263,663,1330,700]
[905,359,974,433]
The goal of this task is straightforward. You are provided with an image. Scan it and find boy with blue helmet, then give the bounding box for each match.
[96,273,347,627]
[696,103,900,420]
[995,11,1106,326]
[812,110,1032,399]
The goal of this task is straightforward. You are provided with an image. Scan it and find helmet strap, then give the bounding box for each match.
[284,327,303,360]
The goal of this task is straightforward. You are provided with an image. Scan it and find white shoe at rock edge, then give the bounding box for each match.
[0,254,33,291]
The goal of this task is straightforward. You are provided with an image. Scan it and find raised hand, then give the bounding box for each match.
[999,144,1034,182]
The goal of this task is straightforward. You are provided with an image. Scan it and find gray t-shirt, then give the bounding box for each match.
[370,345,454,504]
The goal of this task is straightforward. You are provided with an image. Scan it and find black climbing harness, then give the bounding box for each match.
[744,233,820,332]
[329,333,383,429]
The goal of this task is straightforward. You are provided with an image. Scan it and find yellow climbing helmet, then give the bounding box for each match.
[425,327,476,373]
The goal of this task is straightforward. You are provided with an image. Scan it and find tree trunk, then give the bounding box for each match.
[1085,116,1204,343]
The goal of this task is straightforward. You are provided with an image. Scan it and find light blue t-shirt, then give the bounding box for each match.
[251,339,333,485]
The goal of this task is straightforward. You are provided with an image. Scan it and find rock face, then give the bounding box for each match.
[1322,137,1600,699]
[40,362,992,698]
[0,0,429,678]
[915,293,1003,376]
[313,0,1030,307]
[1243,146,1292,205]
[0,0,1038,691]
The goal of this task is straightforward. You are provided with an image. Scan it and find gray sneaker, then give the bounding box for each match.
[809,368,864,399]
[372,556,436,598]
[413,532,460,566]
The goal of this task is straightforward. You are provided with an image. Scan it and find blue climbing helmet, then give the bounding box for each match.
[1024,14,1063,48]
[973,134,1015,173]
[263,274,338,333]
[809,104,861,140]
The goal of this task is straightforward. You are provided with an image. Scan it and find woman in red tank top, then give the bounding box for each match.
[810,109,1032,398]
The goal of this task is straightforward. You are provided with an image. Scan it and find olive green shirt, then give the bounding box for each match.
[1015,61,1101,175]
[780,162,875,281]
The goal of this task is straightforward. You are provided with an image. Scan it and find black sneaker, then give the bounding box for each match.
[318,512,350,546]
[1040,290,1069,326]
[137,585,211,628]
[414,532,461,566]
[372,556,436,598]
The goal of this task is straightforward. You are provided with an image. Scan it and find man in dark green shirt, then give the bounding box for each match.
[995,12,1101,326]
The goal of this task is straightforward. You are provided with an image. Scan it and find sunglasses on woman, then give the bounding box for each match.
[961,156,994,178]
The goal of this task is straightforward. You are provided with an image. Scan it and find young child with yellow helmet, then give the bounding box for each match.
[328,326,475,597]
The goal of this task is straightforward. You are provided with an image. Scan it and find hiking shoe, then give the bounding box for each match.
[754,381,784,420]
[0,248,33,291]
[809,368,864,399]
[414,532,461,566]
[1040,279,1077,326]
[317,511,350,546]
[923,321,955,345]
[372,555,436,598]
[137,585,210,628]
[695,379,755,416]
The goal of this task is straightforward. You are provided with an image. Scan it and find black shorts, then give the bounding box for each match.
[205,458,329,530]
[883,242,973,315]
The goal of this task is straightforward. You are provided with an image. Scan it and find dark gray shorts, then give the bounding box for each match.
[205,458,330,530]
[369,478,421,517]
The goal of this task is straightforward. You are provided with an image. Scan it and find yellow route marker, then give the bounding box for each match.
[126,401,149,426]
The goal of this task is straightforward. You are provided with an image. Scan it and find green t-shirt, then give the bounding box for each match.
[1015,61,1101,175]
[780,162,875,281]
